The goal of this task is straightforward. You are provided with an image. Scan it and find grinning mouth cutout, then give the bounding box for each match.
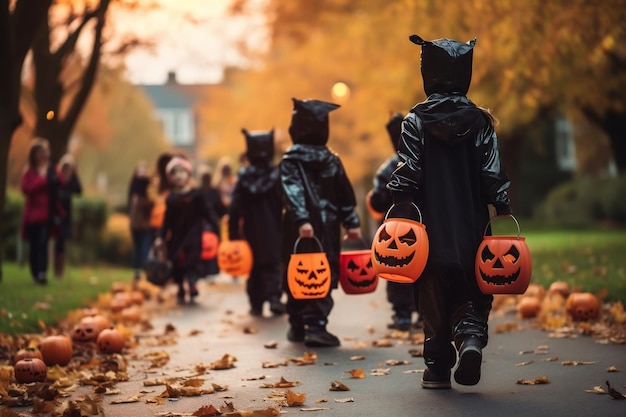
[347,276,377,287]
[479,268,521,285]
[302,290,327,297]
[374,250,415,267]
[295,277,329,290]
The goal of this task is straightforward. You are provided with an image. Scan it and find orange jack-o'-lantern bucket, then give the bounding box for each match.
[371,203,429,283]
[475,215,532,295]
[339,238,378,295]
[217,240,253,277]
[287,237,331,300]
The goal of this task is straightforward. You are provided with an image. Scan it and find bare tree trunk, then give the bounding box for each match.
[0,0,52,280]
[583,108,626,175]
[32,0,110,163]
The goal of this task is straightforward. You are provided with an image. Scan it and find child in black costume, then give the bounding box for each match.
[368,113,417,331]
[156,157,219,305]
[387,35,512,388]
[228,129,285,317]
[280,98,361,348]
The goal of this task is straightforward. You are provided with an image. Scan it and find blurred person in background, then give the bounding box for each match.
[20,139,64,285]
[198,165,227,279]
[128,161,154,282]
[367,113,418,331]
[53,153,83,278]
[229,129,285,317]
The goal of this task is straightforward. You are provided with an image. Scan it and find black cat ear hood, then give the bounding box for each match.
[386,112,404,151]
[241,128,275,164]
[409,34,476,96]
[288,98,340,145]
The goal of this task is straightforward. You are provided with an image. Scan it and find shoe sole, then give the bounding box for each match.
[454,345,482,386]
[421,380,451,389]
[304,339,340,348]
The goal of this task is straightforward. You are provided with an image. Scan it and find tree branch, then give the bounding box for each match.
[61,0,111,136]
[54,7,100,60]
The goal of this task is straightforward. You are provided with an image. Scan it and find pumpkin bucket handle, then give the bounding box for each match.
[293,236,324,254]
[384,202,423,223]
[483,214,521,238]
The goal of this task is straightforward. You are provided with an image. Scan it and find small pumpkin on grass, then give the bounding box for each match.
[566,292,600,321]
[14,347,43,364]
[40,335,73,366]
[14,358,47,383]
[97,328,126,354]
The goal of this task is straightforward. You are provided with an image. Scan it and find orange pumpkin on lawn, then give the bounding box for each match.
[371,204,429,283]
[475,215,532,295]
[287,237,331,299]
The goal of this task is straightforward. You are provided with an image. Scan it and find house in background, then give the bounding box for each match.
[137,71,205,162]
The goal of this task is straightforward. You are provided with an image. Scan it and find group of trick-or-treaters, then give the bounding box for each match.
[150,35,512,390]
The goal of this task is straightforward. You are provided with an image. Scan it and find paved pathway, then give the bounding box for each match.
[32,276,626,416]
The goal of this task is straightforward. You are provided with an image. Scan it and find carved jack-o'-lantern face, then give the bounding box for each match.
[288,245,331,300]
[371,219,429,283]
[217,240,253,276]
[201,231,219,261]
[566,292,600,321]
[475,236,531,294]
[72,319,99,342]
[339,251,378,294]
[14,358,47,384]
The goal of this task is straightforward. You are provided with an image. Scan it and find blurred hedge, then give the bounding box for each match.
[536,175,626,228]
[2,190,132,266]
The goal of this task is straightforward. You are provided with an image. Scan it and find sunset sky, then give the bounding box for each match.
[113,0,267,85]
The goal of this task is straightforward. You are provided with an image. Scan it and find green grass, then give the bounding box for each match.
[0,263,133,335]
[491,220,626,303]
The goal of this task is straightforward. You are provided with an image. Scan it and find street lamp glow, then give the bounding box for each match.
[331,82,350,100]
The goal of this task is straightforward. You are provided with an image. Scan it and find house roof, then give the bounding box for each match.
[140,84,192,110]
[137,71,212,110]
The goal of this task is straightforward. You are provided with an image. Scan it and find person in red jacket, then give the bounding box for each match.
[20,139,64,285]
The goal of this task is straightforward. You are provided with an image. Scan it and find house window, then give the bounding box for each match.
[175,111,194,146]
[555,117,576,172]
[155,110,176,143]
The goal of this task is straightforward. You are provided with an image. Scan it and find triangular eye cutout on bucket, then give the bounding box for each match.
[378,226,392,241]
[399,229,417,246]
[504,245,520,262]
[481,246,495,262]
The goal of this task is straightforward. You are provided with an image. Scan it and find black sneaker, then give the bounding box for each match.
[269,299,286,316]
[250,307,263,317]
[287,326,305,342]
[454,337,483,386]
[421,368,451,389]
[304,326,340,348]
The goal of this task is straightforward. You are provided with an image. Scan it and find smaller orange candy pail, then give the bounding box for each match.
[339,239,378,295]
[371,203,429,284]
[201,231,219,261]
[475,215,531,295]
[217,240,253,277]
[287,237,331,300]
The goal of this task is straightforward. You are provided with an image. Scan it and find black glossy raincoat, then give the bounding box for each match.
[281,144,360,286]
[229,130,282,265]
[280,99,360,288]
[387,36,512,372]
[388,38,511,272]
